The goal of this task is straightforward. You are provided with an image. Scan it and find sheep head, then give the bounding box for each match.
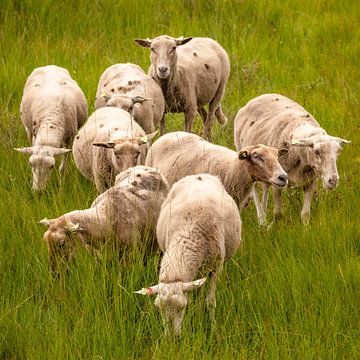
[39,217,86,274]
[238,144,288,187]
[134,278,206,336]
[135,35,192,79]
[14,146,71,191]
[291,135,350,189]
[93,132,157,175]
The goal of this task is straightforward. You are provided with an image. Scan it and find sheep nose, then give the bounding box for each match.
[158,66,168,74]
[277,173,288,186]
[327,176,338,189]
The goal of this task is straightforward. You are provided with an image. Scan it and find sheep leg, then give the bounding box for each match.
[215,104,228,126]
[159,116,166,135]
[59,152,70,176]
[203,102,217,141]
[252,183,268,227]
[206,263,223,323]
[184,105,197,133]
[198,107,207,125]
[301,180,317,225]
[273,185,283,220]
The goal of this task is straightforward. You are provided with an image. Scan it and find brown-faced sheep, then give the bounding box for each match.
[145,132,288,209]
[135,173,242,336]
[15,65,88,191]
[72,107,157,193]
[234,93,350,224]
[40,166,169,274]
[135,35,230,141]
[95,63,165,134]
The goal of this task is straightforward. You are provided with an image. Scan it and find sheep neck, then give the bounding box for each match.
[33,109,66,148]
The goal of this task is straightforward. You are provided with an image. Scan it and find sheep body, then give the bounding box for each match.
[145,131,288,207]
[95,63,165,134]
[17,65,88,190]
[40,166,169,273]
[135,36,230,140]
[137,174,241,336]
[73,107,155,193]
[234,93,350,224]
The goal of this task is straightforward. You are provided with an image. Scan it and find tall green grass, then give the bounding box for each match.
[1,0,359,358]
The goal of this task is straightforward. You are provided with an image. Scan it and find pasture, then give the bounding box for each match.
[1,0,359,358]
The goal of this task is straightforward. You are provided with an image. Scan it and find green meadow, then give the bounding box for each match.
[1,0,359,358]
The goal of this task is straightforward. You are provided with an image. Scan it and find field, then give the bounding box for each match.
[1,0,359,358]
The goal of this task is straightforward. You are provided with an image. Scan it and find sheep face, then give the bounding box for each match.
[239,144,288,187]
[111,142,143,174]
[291,136,350,190]
[14,146,71,191]
[135,35,192,79]
[106,94,149,114]
[134,278,206,336]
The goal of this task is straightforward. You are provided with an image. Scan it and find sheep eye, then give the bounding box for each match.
[170,46,176,53]
[315,150,320,156]
[150,47,156,53]
[252,154,263,162]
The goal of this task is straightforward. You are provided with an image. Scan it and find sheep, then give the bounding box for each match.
[135,35,230,141]
[94,63,165,134]
[135,173,242,336]
[72,107,157,193]
[234,93,351,225]
[39,165,169,274]
[145,132,288,210]
[15,65,88,191]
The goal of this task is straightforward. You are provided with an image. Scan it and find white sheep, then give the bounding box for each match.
[94,63,165,134]
[72,107,157,193]
[234,93,350,224]
[145,132,288,209]
[40,165,169,273]
[135,35,230,140]
[15,65,88,191]
[135,173,242,336]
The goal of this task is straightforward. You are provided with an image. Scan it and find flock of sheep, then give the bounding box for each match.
[15,35,350,336]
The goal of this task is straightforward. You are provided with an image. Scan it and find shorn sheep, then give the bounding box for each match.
[145,132,288,209]
[94,63,165,134]
[40,166,169,274]
[135,35,230,140]
[16,65,88,191]
[135,174,242,336]
[72,107,157,193]
[234,93,350,224]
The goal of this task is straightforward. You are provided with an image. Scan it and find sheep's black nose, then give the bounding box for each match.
[158,66,168,74]
[277,174,288,185]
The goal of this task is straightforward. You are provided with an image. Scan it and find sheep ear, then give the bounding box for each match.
[175,37,193,46]
[39,218,54,227]
[64,222,85,233]
[92,142,116,149]
[291,138,314,147]
[131,96,151,104]
[238,150,249,160]
[183,278,207,292]
[49,147,72,156]
[101,90,110,102]
[14,147,35,154]
[331,136,351,146]
[134,284,160,296]
[278,148,288,156]
[138,131,158,145]
[134,38,152,48]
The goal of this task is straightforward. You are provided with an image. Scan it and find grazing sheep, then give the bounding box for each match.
[72,107,157,193]
[145,132,288,209]
[135,35,230,140]
[234,93,350,224]
[40,166,169,273]
[135,174,242,336]
[95,63,165,134]
[15,65,88,191]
